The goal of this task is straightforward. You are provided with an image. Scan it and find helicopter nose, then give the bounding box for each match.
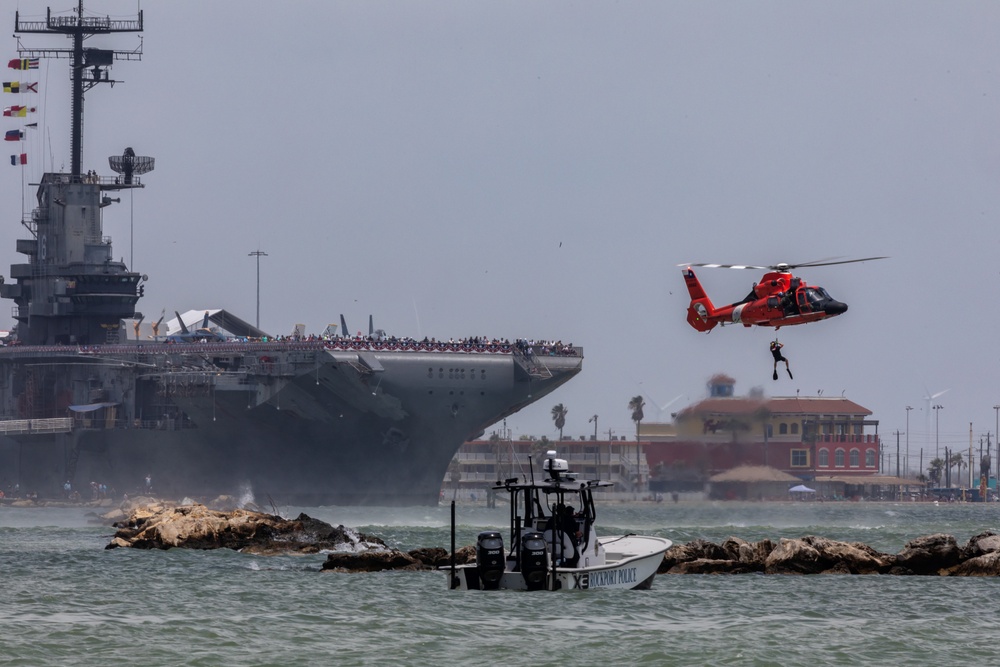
[824,300,848,316]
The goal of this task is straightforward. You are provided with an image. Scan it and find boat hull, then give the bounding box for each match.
[448,535,672,591]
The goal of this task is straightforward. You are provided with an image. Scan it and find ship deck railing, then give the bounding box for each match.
[0,417,198,435]
[76,418,195,432]
[0,417,73,435]
[0,340,582,358]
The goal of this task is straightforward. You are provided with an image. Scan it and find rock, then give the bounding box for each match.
[457,545,476,563]
[763,536,889,575]
[660,538,729,572]
[321,550,422,572]
[720,536,775,566]
[720,536,748,561]
[764,537,824,574]
[408,547,455,568]
[947,551,1000,576]
[669,558,761,575]
[822,561,853,575]
[962,532,1000,560]
[894,534,961,575]
[105,504,385,555]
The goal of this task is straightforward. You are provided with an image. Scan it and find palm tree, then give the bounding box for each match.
[628,395,645,491]
[531,436,552,461]
[551,403,568,441]
[927,458,945,486]
[948,451,966,487]
[628,395,645,435]
[628,396,646,433]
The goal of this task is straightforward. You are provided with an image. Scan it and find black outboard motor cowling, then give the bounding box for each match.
[520,531,549,591]
[475,531,505,590]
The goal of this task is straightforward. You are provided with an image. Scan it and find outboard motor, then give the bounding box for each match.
[475,531,505,590]
[519,531,549,591]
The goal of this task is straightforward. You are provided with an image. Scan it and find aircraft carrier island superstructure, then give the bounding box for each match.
[0,5,582,505]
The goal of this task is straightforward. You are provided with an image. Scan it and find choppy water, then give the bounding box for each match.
[2,500,999,666]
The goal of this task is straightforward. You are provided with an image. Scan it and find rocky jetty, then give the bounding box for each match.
[104,503,1000,576]
[106,504,388,556]
[660,532,1000,576]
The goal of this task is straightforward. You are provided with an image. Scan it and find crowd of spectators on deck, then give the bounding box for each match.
[5,326,581,357]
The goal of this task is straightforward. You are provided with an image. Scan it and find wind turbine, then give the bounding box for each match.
[642,392,684,422]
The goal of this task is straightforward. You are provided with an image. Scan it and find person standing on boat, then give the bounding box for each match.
[561,505,582,544]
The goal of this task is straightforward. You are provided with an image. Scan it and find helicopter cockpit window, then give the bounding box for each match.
[803,288,829,306]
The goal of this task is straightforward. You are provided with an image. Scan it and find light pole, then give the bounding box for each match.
[589,414,598,467]
[994,405,999,487]
[905,406,913,478]
[934,405,943,460]
[248,250,268,330]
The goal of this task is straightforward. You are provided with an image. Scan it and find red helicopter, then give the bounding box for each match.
[679,257,886,332]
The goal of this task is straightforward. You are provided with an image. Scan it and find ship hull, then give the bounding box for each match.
[0,16,583,506]
[0,342,581,504]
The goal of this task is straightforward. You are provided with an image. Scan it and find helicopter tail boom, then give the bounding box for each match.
[682,267,718,332]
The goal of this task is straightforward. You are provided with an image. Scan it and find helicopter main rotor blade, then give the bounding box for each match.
[786,256,888,268]
[678,256,887,271]
[676,262,771,270]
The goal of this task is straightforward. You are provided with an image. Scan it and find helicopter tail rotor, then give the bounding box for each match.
[681,267,718,332]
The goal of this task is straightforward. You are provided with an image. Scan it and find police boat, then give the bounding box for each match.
[445,450,672,591]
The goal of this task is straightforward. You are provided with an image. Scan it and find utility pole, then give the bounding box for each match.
[969,422,974,490]
[934,404,944,462]
[894,430,902,479]
[945,447,950,488]
[905,406,913,478]
[994,405,999,486]
[248,250,268,330]
[982,435,990,498]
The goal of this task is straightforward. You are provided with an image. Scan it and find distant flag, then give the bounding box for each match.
[7,58,39,70]
[9,153,26,165]
[24,122,36,128]
[3,106,35,117]
[4,130,22,141]
[2,82,36,93]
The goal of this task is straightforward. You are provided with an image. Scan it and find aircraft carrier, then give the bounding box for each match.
[0,5,582,505]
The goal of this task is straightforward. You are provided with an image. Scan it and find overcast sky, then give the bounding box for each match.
[2,1,999,468]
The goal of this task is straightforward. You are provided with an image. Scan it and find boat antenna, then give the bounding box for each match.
[449,500,458,590]
[528,453,535,484]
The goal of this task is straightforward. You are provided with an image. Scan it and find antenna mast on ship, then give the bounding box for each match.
[3,3,149,345]
[15,1,143,177]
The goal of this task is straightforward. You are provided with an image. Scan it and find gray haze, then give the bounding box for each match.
[2,1,998,472]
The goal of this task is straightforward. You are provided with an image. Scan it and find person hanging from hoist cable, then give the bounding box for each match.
[770,339,792,381]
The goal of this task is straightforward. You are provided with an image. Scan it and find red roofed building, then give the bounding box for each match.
[643,375,880,491]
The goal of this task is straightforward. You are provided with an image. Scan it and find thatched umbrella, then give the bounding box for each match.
[709,465,801,500]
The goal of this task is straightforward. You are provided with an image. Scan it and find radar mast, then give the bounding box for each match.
[15,0,143,178]
[3,2,148,345]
